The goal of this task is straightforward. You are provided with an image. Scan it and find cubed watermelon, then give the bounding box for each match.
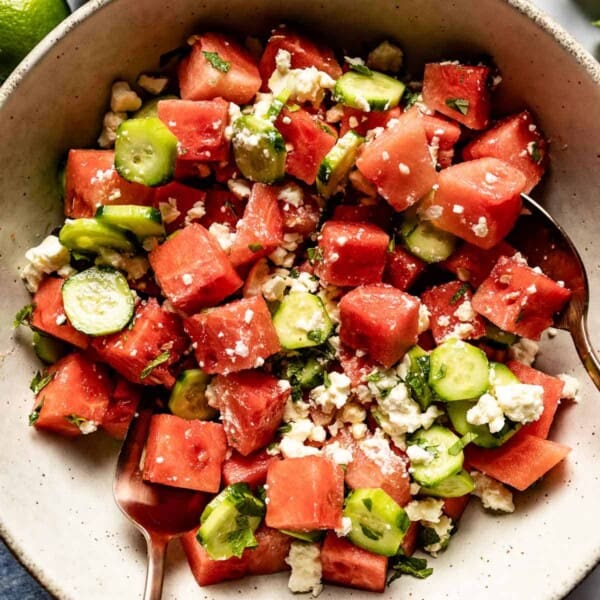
[279,187,322,236]
[339,106,403,137]
[209,370,289,456]
[384,246,426,291]
[442,495,471,521]
[315,221,389,287]
[401,521,420,557]
[184,295,281,374]
[142,414,227,492]
[421,281,486,344]
[332,202,393,231]
[222,449,280,488]
[339,284,421,367]
[422,62,491,130]
[337,343,379,387]
[31,277,89,349]
[149,223,243,314]
[420,157,526,249]
[356,110,438,212]
[265,456,344,530]
[101,378,141,440]
[64,149,154,218]
[463,111,547,193]
[471,255,572,340]
[91,298,188,387]
[152,181,207,234]
[32,353,112,437]
[179,33,261,104]
[201,188,246,230]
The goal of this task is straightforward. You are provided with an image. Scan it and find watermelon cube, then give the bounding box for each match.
[184,295,281,374]
[279,187,322,236]
[31,277,89,349]
[91,298,188,388]
[32,353,112,437]
[339,106,402,137]
[421,281,486,344]
[331,202,393,231]
[442,495,471,521]
[209,370,290,456]
[315,221,389,287]
[463,111,547,193]
[471,255,572,340]
[222,449,280,489]
[337,343,379,387]
[149,223,243,314]
[64,149,154,218]
[152,181,207,234]
[356,110,438,212]
[178,33,261,104]
[201,188,246,230]
[142,414,227,492]
[321,531,388,592]
[101,378,141,440]
[275,107,337,184]
[418,110,463,168]
[266,456,344,530]
[228,183,284,269]
[401,521,420,557]
[422,63,491,130]
[384,246,426,291]
[157,98,229,163]
[339,284,421,367]
[420,157,526,249]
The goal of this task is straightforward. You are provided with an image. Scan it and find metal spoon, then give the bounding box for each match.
[113,403,206,600]
[510,193,600,389]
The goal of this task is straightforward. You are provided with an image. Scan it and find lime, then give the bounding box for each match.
[0,0,70,83]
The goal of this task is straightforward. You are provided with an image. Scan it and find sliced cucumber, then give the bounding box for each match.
[344,488,409,557]
[484,321,520,347]
[488,361,520,388]
[62,267,134,336]
[134,95,178,119]
[115,117,178,186]
[407,425,464,487]
[32,331,69,364]
[197,483,265,560]
[428,339,489,401]
[400,211,457,263]
[272,292,333,350]
[404,345,436,410]
[333,70,406,111]
[420,470,475,498]
[168,369,217,420]
[232,115,286,183]
[316,130,364,199]
[59,218,135,254]
[280,529,324,542]
[95,205,165,240]
[264,88,292,121]
[446,400,521,448]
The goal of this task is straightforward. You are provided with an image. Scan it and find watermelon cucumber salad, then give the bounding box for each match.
[15,26,583,595]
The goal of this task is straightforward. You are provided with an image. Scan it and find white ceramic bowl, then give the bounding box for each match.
[1,1,599,598]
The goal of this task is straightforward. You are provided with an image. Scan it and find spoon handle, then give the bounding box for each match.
[143,535,168,600]
[571,316,600,391]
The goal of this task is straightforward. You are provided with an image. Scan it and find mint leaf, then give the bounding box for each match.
[30,371,54,394]
[307,247,323,264]
[202,51,231,73]
[140,350,170,379]
[450,283,469,305]
[29,405,42,426]
[248,243,263,253]
[445,97,469,115]
[388,555,433,584]
[448,431,479,455]
[403,88,421,109]
[14,304,34,328]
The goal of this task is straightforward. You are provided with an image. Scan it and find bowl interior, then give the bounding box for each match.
[1,1,599,598]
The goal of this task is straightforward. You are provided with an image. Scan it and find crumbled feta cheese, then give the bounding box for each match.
[110,81,142,113]
[418,303,430,333]
[158,198,181,224]
[283,397,310,422]
[359,430,403,475]
[98,110,127,148]
[406,444,434,466]
[366,41,403,72]
[437,315,451,327]
[224,102,242,140]
[55,313,67,326]
[398,162,411,175]
[350,423,368,440]
[410,482,421,496]
[335,516,353,537]
[286,542,323,597]
[137,74,169,95]
[309,372,352,413]
[484,172,498,185]
[227,177,252,199]
[558,373,580,402]
[323,440,353,465]
[317,286,342,324]
[420,204,443,221]
[78,420,98,435]
[22,235,71,292]
[405,498,444,523]
[472,216,488,238]
[268,246,295,268]
[252,92,274,118]
[339,402,367,424]
[471,471,515,512]
[95,249,149,281]
[466,393,506,433]
[208,222,236,252]
[278,183,304,207]
[452,204,464,214]
[495,383,544,424]
[261,273,289,301]
[269,59,335,106]
[181,273,193,286]
[508,338,539,366]
[275,48,292,73]
[184,200,206,225]
[453,299,475,322]
[325,104,345,123]
[279,437,321,459]
[422,515,453,556]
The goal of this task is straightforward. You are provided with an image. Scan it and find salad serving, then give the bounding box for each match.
[14,25,582,596]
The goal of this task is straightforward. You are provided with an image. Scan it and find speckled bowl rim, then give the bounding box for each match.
[0,0,599,598]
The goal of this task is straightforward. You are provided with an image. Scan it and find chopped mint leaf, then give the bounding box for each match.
[403,88,421,109]
[449,283,469,305]
[307,247,323,264]
[448,431,479,455]
[323,370,331,388]
[396,510,410,532]
[226,522,259,557]
[349,63,373,77]
[360,524,382,540]
[288,268,300,279]
[278,423,292,435]
[30,371,54,394]
[445,97,469,116]
[202,51,231,73]
[528,141,543,164]
[248,243,264,253]
[140,350,170,379]
[367,370,383,383]
[14,304,34,328]
[388,555,433,584]
[420,526,441,547]
[388,236,396,253]
[65,414,87,428]
[28,405,42,426]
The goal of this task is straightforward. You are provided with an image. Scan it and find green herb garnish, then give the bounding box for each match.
[450,283,469,305]
[388,555,433,584]
[14,304,34,328]
[248,243,264,253]
[445,97,469,115]
[140,350,170,379]
[30,371,54,394]
[202,51,231,73]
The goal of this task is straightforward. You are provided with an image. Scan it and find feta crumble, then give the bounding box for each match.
[22,235,72,292]
[558,373,580,402]
[466,392,506,433]
[471,216,488,238]
[366,40,403,72]
[98,110,127,148]
[286,542,323,597]
[406,443,434,466]
[208,222,236,252]
[422,515,453,557]
[137,74,169,95]
[405,498,444,523]
[508,338,539,366]
[309,372,352,413]
[471,471,515,512]
[110,81,142,113]
[495,383,544,424]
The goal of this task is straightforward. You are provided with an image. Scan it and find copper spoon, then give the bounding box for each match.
[510,193,600,389]
[113,403,206,600]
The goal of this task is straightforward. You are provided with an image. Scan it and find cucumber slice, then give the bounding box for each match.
[62,267,134,336]
[280,529,324,542]
[316,130,364,199]
[446,400,521,448]
[59,218,135,254]
[115,117,178,186]
[264,88,292,121]
[168,369,217,420]
[232,115,286,183]
[32,331,69,364]
[484,321,519,347]
[134,95,178,119]
[95,205,165,240]
[407,425,464,487]
[400,212,457,263]
[488,361,520,388]
[333,70,406,111]
[404,345,436,410]
[272,292,333,350]
[344,488,409,557]
[428,339,489,401]
[420,470,475,498]
[196,483,265,560]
